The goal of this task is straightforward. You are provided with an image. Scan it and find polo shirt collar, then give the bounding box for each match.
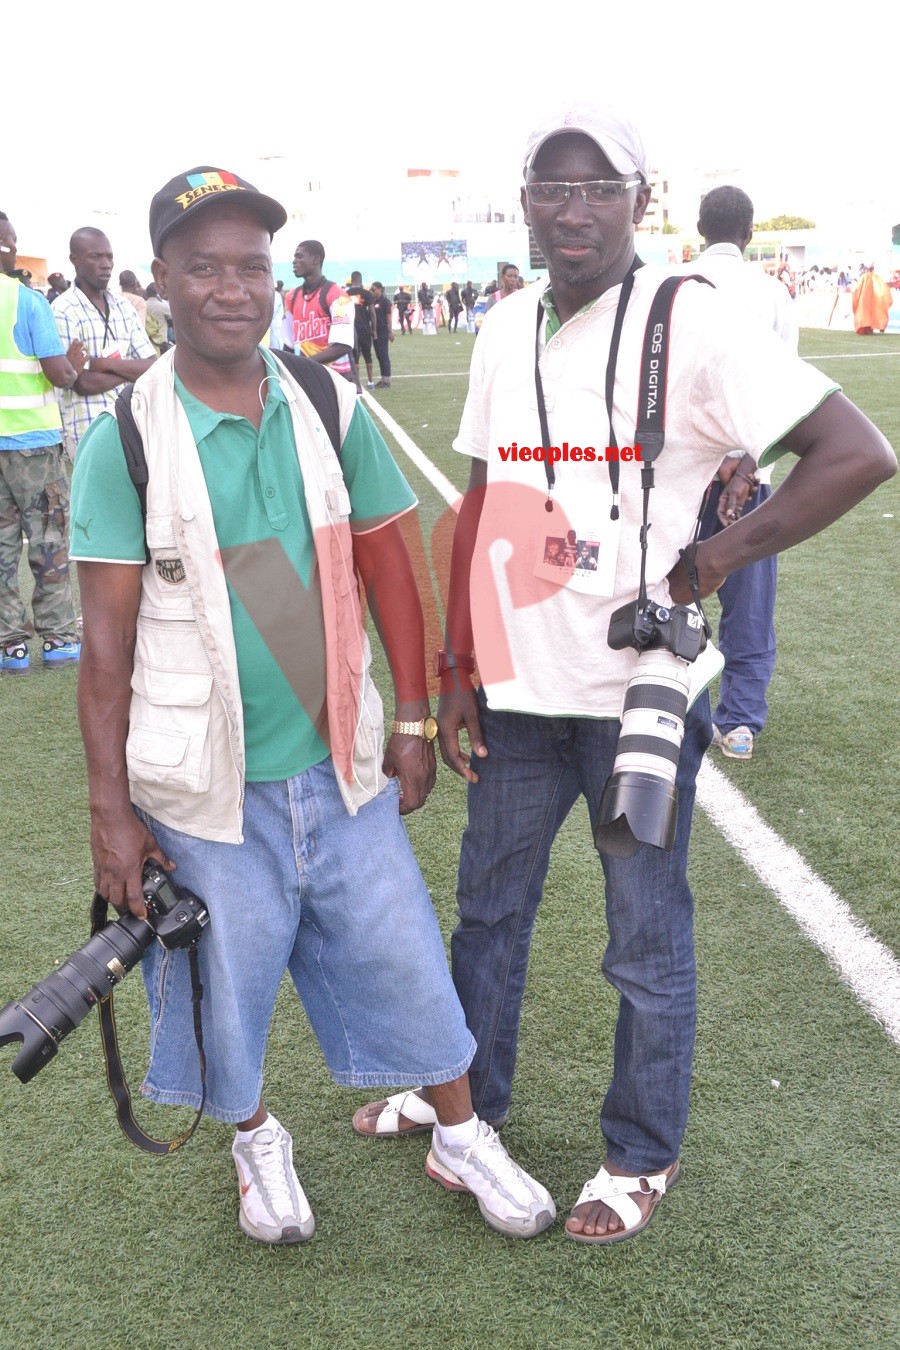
[540,285,606,339]
[173,347,287,443]
[700,242,743,260]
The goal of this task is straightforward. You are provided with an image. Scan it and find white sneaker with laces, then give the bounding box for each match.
[231,1118,315,1244]
[425,1120,555,1238]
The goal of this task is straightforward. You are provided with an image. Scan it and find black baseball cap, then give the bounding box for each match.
[149,166,287,257]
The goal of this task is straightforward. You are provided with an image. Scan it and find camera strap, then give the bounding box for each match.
[90,896,207,1155]
[534,263,718,623]
[632,272,713,623]
[534,256,642,514]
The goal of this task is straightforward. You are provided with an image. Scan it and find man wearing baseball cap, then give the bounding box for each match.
[356,104,895,1243]
[68,167,554,1245]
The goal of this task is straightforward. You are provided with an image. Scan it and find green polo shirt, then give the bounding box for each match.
[71,355,416,781]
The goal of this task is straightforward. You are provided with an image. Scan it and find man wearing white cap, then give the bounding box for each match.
[356,105,895,1243]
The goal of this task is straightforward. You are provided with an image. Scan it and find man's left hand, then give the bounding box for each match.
[666,543,728,604]
[716,475,752,527]
[383,734,436,814]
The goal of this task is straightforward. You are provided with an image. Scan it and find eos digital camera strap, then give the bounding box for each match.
[90,895,207,1155]
[534,263,713,518]
[632,272,712,464]
[631,273,714,617]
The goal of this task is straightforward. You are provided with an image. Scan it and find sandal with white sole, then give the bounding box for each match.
[352,1090,437,1137]
[565,1160,680,1245]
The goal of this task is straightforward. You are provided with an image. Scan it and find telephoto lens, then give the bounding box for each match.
[594,647,691,858]
[0,863,208,1084]
[0,912,153,1083]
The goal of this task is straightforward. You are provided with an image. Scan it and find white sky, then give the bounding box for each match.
[9,0,898,270]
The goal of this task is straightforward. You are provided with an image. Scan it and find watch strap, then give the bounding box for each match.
[391,716,438,740]
[434,649,476,676]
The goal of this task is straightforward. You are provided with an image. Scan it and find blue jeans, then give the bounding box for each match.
[139,761,475,1122]
[452,688,712,1173]
[700,482,777,735]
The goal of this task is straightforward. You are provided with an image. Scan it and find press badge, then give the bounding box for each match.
[533,509,620,596]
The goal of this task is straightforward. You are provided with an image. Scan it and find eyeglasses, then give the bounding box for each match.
[526,179,642,207]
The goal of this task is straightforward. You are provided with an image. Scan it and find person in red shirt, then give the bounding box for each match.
[283,240,355,382]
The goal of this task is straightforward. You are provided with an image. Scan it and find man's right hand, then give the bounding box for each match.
[437,684,488,782]
[91,809,174,919]
[65,339,88,377]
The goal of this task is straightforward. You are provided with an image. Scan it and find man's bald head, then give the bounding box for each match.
[69,228,114,292]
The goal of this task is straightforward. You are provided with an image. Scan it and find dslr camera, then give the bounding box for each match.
[594,598,707,858]
[0,862,208,1084]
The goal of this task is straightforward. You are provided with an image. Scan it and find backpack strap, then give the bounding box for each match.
[314,277,335,316]
[114,385,150,563]
[114,351,343,557]
[270,349,342,461]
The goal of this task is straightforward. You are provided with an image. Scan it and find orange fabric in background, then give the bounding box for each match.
[852,271,892,332]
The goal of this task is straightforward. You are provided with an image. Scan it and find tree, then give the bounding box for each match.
[754,214,816,231]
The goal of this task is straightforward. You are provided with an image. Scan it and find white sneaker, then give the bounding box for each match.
[231,1118,315,1244]
[426,1120,555,1238]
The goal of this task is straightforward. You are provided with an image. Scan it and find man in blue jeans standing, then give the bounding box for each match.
[690,185,799,760]
[355,104,895,1243]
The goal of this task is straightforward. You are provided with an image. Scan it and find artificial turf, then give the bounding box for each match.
[0,325,897,1348]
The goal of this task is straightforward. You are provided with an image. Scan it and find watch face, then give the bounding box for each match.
[423,716,439,741]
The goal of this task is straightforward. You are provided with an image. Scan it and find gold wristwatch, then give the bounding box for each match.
[391,716,439,741]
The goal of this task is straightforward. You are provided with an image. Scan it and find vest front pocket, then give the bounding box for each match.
[127,664,214,794]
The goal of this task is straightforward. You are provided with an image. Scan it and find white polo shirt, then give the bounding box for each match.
[685,242,800,485]
[453,269,838,719]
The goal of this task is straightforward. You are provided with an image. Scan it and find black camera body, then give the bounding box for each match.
[141,862,209,950]
[607,597,707,662]
[0,863,208,1084]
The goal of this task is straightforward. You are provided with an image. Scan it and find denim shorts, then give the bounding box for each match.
[138,760,475,1122]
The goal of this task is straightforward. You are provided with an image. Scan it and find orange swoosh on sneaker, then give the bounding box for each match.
[236,1165,252,1196]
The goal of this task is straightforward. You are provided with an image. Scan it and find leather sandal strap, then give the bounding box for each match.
[374,1090,437,1133]
[574,1165,671,1228]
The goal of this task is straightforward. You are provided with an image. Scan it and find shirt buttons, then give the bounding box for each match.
[265,486,276,498]
[551,338,562,349]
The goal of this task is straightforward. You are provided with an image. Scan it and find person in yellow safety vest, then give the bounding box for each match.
[0,212,87,672]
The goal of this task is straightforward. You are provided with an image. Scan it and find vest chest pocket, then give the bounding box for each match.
[144,515,194,618]
[127,631,214,794]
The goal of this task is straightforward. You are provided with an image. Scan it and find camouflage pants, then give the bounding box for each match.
[0,445,78,646]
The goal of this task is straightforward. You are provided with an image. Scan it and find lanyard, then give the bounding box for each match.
[534,256,643,516]
[78,282,112,348]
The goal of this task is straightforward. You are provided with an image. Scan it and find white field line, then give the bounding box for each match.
[362,394,462,510]
[367,394,900,1048]
[811,351,900,359]
[697,760,900,1046]
[374,371,470,379]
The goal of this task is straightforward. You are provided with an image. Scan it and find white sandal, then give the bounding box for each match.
[352,1090,437,1137]
[566,1161,679,1244]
